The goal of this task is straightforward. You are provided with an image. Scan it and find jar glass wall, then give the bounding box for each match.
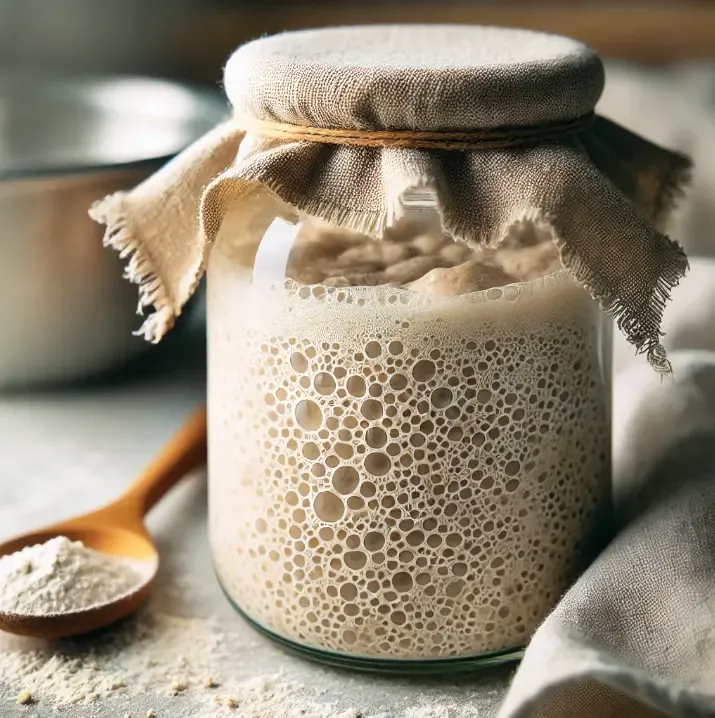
[207,193,612,671]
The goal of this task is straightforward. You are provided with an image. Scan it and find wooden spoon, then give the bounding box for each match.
[0,407,207,639]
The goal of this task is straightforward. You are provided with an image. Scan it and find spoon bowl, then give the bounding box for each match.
[0,554,156,640]
[0,408,206,639]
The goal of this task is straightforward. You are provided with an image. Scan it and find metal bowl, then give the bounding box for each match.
[0,74,226,387]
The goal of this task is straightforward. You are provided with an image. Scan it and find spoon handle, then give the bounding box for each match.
[121,407,208,515]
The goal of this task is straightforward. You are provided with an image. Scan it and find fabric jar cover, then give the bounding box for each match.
[90,24,690,371]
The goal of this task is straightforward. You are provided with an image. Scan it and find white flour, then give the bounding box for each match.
[0,550,361,715]
[0,600,359,716]
[0,536,150,616]
[0,608,218,704]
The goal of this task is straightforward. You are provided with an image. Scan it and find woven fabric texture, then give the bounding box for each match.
[91,25,689,370]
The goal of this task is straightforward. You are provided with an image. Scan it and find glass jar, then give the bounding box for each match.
[207,193,612,670]
[92,23,688,674]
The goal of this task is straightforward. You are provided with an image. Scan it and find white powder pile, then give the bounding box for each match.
[0,536,150,616]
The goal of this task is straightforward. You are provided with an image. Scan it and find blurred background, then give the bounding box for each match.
[2,0,715,387]
[0,0,714,82]
[0,0,715,82]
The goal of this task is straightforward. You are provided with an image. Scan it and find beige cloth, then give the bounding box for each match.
[91,25,689,371]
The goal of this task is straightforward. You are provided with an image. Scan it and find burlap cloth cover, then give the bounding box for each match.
[91,25,690,372]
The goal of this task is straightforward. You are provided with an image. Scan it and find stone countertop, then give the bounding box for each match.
[0,326,510,718]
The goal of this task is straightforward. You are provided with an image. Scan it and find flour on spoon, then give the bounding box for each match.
[0,536,150,616]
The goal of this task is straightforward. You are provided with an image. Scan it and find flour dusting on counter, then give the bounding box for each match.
[0,607,220,705]
[0,598,360,716]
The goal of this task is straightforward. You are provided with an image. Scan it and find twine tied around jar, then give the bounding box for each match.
[236,113,595,151]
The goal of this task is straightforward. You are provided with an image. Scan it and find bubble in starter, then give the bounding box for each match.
[314,372,336,395]
[313,491,344,522]
[431,387,453,409]
[295,400,322,431]
[392,572,413,592]
[332,466,360,495]
[361,400,383,420]
[365,341,382,358]
[365,452,391,476]
[366,427,387,448]
[347,376,366,397]
[364,531,385,551]
[290,352,308,373]
[302,441,320,460]
[344,551,368,569]
[412,360,436,382]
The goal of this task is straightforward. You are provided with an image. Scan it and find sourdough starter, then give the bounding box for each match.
[207,212,611,660]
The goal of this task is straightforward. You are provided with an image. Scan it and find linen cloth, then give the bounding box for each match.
[90,25,689,372]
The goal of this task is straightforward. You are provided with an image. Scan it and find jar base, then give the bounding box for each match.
[216,573,525,675]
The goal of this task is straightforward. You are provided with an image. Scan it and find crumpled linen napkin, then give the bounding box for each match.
[498,62,715,718]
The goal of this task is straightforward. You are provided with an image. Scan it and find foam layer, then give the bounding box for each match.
[208,225,611,660]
